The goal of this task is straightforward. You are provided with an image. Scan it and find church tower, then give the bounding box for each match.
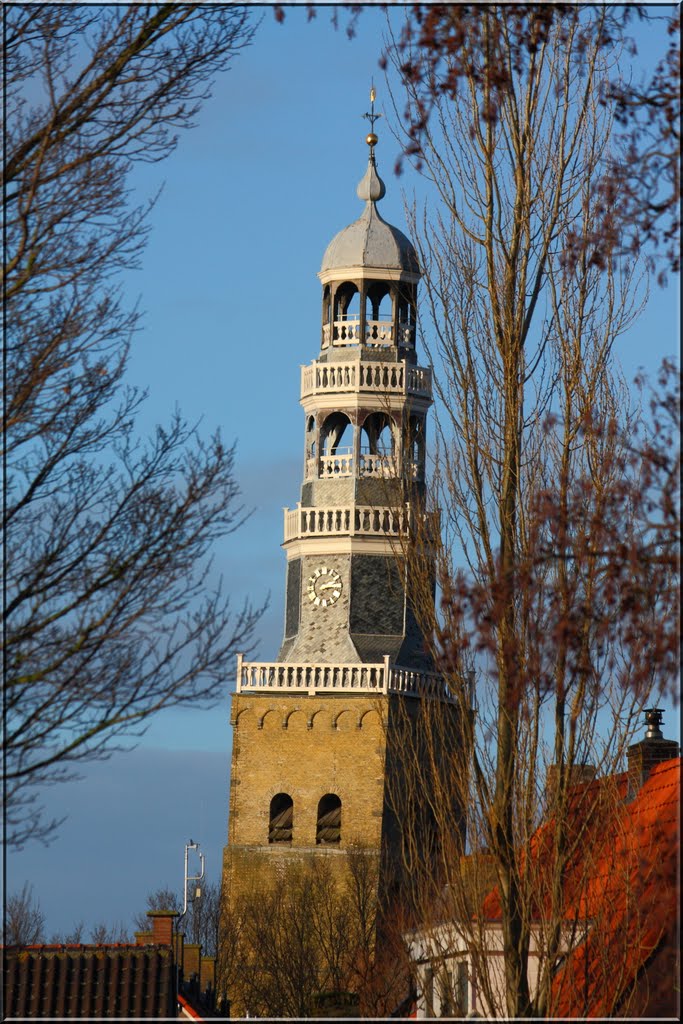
[222,101,446,917]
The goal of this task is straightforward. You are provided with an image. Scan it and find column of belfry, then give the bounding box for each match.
[220,97,457,982]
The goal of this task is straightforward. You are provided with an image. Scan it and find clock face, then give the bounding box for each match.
[307,565,343,607]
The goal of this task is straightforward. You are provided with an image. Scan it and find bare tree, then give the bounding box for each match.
[48,922,85,945]
[221,850,411,1017]
[133,880,221,956]
[381,7,679,1016]
[383,4,680,277]
[132,886,182,933]
[88,921,131,944]
[4,883,46,945]
[188,880,222,958]
[3,5,264,849]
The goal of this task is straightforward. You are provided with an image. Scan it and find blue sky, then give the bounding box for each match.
[8,7,679,939]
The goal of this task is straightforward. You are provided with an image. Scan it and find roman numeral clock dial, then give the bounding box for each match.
[307,566,343,608]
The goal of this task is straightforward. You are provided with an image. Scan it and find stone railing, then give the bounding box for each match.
[236,653,451,699]
[319,452,354,478]
[328,317,363,346]
[301,361,432,400]
[365,319,393,347]
[359,453,400,477]
[283,503,414,542]
[406,366,432,396]
[306,453,419,480]
[320,317,416,350]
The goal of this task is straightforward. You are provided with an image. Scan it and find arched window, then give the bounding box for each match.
[269,793,293,844]
[316,793,341,845]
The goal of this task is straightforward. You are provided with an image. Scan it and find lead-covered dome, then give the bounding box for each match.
[320,154,418,275]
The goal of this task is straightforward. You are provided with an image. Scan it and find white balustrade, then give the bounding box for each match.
[388,666,450,699]
[306,453,420,481]
[331,317,363,345]
[319,452,354,477]
[359,453,399,477]
[300,359,432,400]
[235,652,452,700]
[358,362,404,391]
[319,317,416,351]
[397,320,416,347]
[365,319,393,346]
[406,365,432,396]
[318,364,357,391]
[283,503,414,542]
[301,365,315,394]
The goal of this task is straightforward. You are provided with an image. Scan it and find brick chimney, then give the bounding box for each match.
[145,910,177,947]
[627,708,679,796]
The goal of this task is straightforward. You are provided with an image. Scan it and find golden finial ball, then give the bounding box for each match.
[366,132,378,146]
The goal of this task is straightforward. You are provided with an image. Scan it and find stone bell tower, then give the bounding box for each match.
[222,101,448,916]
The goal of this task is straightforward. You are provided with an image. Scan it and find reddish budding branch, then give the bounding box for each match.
[384,5,679,274]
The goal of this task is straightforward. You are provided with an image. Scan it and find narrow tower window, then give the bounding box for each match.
[316,793,342,845]
[269,793,293,844]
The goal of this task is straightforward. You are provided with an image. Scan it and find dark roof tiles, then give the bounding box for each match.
[3,944,178,1018]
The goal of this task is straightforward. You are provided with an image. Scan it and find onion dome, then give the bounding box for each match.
[320,150,418,276]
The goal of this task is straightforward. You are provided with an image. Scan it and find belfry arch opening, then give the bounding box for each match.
[407,414,425,478]
[269,793,293,844]
[361,412,395,455]
[321,412,352,455]
[321,285,332,348]
[316,794,341,845]
[306,415,316,459]
[318,412,354,477]
[332,282,361,344]
[365,283,393,345]
[397,290,417,349]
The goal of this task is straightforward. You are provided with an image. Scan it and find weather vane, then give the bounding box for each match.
[362,82,382,147]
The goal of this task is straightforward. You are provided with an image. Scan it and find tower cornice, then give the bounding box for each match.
[318,265,420,286]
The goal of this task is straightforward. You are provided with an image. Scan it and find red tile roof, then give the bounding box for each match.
[476,757,680,1018]
[550,757,680,1017]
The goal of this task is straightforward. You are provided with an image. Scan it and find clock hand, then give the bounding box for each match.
[318,580,340,591]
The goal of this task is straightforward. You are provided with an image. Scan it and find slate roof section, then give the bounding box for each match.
[321,200,418,275]
[350,632,404,664]
[3,944,177,1018]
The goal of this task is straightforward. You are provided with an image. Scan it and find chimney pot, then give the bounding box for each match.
[644,707,664,740]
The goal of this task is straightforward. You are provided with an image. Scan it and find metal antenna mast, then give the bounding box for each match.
[181,839,205,918]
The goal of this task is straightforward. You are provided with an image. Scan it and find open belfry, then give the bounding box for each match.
[222,97,452,936]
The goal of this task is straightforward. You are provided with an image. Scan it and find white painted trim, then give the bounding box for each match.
[282,535,402,558]
[317,266,420,285]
